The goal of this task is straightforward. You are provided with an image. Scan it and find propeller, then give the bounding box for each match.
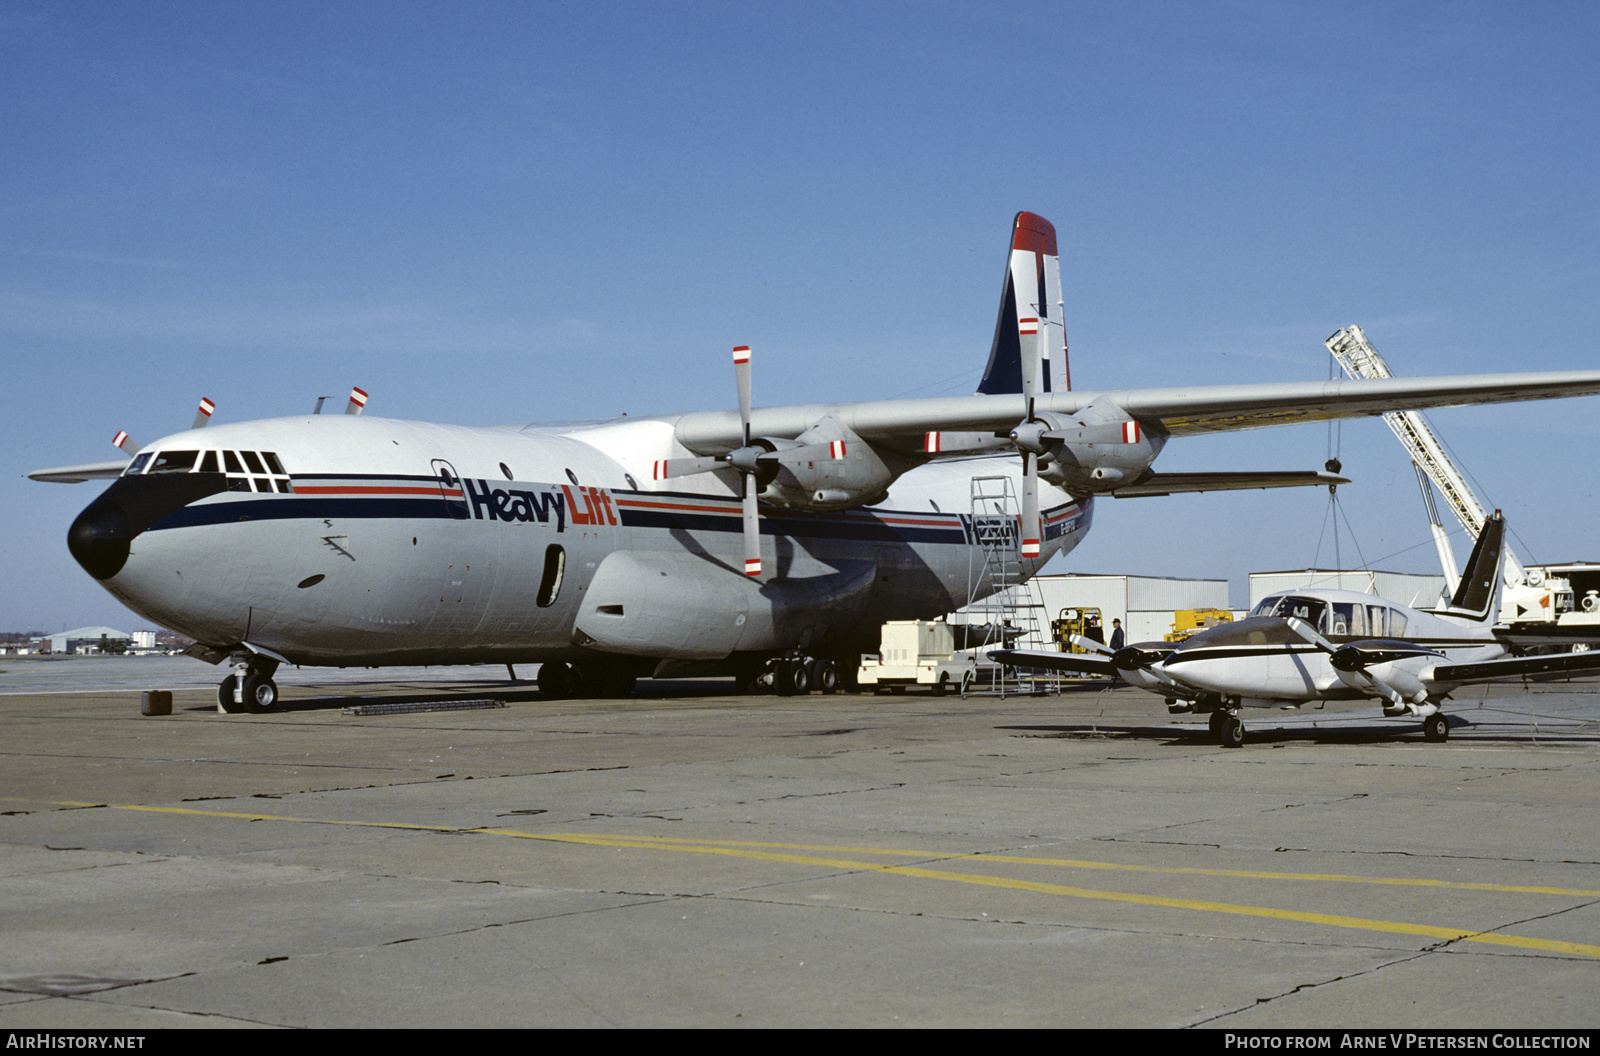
[1010,314,1043,559]
[112,397,217,459]
[1070,634,1177,678]
[654,347,845,578]
[1284,617,1424,711]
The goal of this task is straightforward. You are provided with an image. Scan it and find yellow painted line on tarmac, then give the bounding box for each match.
[494,830,1600,900]
[27,799,1600,959]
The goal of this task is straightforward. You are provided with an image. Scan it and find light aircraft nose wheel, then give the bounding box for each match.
[1208,710,1227,737]
[1219,716,1245,748]
[1423,713,1450,743]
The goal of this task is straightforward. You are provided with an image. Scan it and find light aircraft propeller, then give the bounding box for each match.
[1284,617,1436,711]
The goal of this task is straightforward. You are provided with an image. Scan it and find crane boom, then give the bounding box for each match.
[1325,325,1526,587]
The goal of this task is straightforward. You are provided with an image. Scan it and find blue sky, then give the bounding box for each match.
[5,1,1598,631]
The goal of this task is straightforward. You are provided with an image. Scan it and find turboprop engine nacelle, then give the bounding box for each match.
[1016,402,1166,495]
[758,417,897,512]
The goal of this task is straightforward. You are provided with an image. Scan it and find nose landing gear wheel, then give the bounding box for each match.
[1219,716,1245,748]
[243,673,279,713]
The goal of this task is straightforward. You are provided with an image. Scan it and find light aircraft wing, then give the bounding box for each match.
[988,648,1120,678]
[27,461,129,484]
[671,371,1600,454]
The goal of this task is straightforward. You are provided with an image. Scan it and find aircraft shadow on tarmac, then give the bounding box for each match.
[999,714,1600,746]
[178,678,751,714]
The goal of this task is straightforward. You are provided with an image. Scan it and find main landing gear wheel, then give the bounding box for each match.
[1423,712,1450,743]
[242,673,279,713]
[1219,716,1245,748]
[814,660,840,695]
[538,661,574,699]
[218,675,244,713]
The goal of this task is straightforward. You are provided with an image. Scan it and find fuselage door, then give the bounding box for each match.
[432,459,469,520]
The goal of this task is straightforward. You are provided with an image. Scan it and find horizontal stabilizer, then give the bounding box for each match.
[1434,648,1600,683]
[1105,470,1347,498]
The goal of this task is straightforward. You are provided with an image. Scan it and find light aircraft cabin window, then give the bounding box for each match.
[148,451,198,474]
[1388,610,1406,636]
[125,452,152,475]
[1330,602,1365,637]
[537,545,565,608]
[1367,605,1388,636]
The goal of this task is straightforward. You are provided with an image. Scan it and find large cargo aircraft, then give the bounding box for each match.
[31,212,1600,712]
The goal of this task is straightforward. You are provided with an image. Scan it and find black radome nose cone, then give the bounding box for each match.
[68,496,132,580]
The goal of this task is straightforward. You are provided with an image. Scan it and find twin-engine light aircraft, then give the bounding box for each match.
[31,212,1600,713]
[993,512,1600,746]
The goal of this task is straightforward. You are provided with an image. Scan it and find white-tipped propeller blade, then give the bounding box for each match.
[733,346,752,443]
[1017,313,1042,559]
[735,346,760,576]
[742,477,762,577]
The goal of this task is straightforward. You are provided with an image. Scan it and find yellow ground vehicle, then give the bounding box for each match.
[1165,608,1233,643]
[1051,607,1104,653]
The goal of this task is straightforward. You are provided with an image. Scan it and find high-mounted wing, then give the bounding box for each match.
[1103,469,1348,498]
[671,371,1600,454]
[27,461,130,484]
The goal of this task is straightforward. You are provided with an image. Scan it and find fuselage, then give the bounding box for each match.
[1156,589,1504,705]
[71,413,1087,668]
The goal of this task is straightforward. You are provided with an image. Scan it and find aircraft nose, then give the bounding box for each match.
[64,471,226,581]
[68,494,133,580]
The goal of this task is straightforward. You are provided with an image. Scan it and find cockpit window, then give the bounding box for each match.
[148,450,198,474]
[1253,595,1328,630]
[223,451,243,474]
[199,451,219,473]
[125,452,152,475]
[241,451,266,474]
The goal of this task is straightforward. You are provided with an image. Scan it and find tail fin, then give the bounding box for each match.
[1444,510,1506,623]
[977,211,1069,396]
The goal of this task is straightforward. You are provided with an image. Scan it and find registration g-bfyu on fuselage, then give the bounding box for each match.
[32,212,1600,712]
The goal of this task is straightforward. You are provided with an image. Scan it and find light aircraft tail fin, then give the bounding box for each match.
[977,211,1069,396]
[1443,510,1506,623]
